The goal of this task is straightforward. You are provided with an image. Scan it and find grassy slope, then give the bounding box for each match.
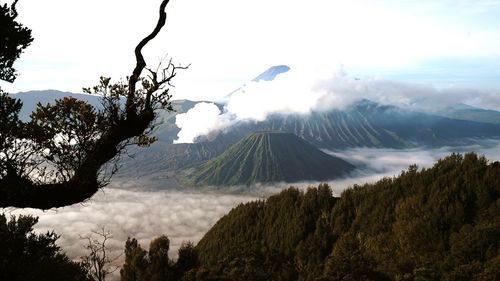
[187,132,355,186]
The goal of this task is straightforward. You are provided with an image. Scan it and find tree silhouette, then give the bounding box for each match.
[0,214,90,281]
[0,0,33,82]
[120,238,148,281]
[0,0,185,209]
[80,228,120,281]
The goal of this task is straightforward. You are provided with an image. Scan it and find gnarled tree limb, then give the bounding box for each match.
[127,0,170,116]
[0,0,178,209]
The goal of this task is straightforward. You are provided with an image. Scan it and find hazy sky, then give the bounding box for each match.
[2,0,500,100]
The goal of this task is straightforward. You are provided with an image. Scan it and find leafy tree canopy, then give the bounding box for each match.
[0,0,185,209]
[0,0,33,83]
[0,213,90,281]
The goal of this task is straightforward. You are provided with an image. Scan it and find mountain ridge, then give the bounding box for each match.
[212,99,500,150]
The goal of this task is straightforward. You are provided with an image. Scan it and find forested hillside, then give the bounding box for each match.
[175,153,500,280]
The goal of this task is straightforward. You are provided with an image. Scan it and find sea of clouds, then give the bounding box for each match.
[2,188,257,281]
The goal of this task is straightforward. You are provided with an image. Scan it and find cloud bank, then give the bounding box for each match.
[174,66,500,143]
[3,188,256,276]
[317,139,500,196]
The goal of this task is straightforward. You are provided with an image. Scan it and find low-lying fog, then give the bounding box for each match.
[2,139,500,278]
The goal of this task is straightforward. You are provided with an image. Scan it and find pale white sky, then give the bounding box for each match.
[2,0,500,100]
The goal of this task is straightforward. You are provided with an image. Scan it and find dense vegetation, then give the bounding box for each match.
[0,214,90,281]
[185,132,355,186]
[177,152,500,280]
[0,0,33,83]
[121,236,198,281]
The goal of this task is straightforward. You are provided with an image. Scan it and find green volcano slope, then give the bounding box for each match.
[187,132,355,186]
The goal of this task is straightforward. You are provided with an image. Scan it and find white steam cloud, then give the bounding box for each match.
[174,65,500,143]
[174,102,231,144]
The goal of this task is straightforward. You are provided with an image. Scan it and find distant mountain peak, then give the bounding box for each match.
[252,65,290,82]
[8,90,102,121]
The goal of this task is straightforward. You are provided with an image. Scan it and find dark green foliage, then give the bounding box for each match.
[0,92,111,209]
[187,132,355,186]
[0,0,33,83]
[0,91,30,179]
[0,213,90,281]
[183,153,500,280]
[148,235,173,281]
[121,235,199,281]
[191,184,336,280]
[176,242,199,276]
[29,96,109,178]
[121,238,148,281]
[323,234,390,281]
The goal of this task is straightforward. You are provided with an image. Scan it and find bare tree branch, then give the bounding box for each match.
[127,0,170,116]
[80,227,120,281]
